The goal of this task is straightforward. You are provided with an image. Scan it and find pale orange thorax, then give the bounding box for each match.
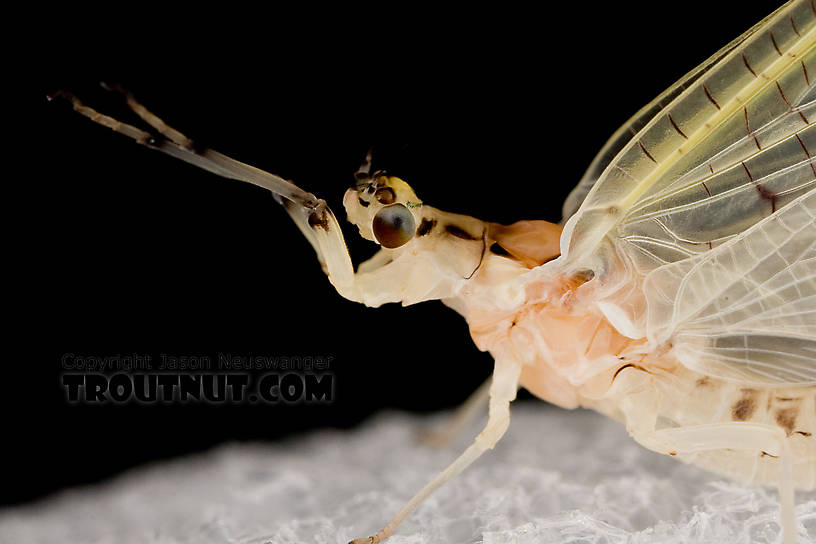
[444,219,644,410]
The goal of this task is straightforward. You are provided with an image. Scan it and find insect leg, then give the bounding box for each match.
[348,359,521,544]
[632,423,797,544]
[51,89,362,290]
[416,376,492,448]
[49,90,320,209]
[100,82,194,149]
[356,249,395,274]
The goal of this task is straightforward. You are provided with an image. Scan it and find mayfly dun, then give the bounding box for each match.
[51,1,816,542]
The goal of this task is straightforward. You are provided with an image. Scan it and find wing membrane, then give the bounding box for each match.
[557,0,816,385]
[644,190,816,385]
[562,0,816,270]
[561,2,789,222]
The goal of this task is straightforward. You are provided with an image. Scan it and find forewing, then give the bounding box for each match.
[557,0,816,385]
[561,4,782,222]
[561,0,816,273]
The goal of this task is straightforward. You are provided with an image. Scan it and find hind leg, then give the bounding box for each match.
[633,423,796,544]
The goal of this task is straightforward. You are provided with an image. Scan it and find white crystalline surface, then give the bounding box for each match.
[2,403,816,544]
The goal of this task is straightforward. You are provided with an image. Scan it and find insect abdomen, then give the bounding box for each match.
[588,362,816,490]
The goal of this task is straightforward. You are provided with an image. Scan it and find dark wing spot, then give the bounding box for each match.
[744,161,777,212]
[742,52,758,77]
[703,84,721,110]
[668,114,688,139]
[795,133,816,177]
[791,16,802,37]
[638,141,657,163]
[445,225,477,240]
[358,197,370,207]
[743,108,762,151]
[776,81,809,124]
[416,218,436,237]
[770,32,783,56]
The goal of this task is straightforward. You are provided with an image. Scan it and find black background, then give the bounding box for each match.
[17,1,778,507]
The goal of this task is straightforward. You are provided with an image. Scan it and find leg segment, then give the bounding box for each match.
[417,376,492,448]
[49,88,320,208]
[633,423,797,544]
[52,87,411,305]
[51,86,357,282]
[349,359,521,544]
[101,82,195,149]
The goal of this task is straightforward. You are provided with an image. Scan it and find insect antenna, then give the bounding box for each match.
[354,147,374,182]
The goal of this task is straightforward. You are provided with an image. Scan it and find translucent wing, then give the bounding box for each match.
[561,3,787,222]
[644,190,815,385]
[556,0,816,384]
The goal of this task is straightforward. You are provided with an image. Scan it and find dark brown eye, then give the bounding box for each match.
[375,187,396,204]
[373,204,415,248]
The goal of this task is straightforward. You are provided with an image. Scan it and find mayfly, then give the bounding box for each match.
[52,1,816,542]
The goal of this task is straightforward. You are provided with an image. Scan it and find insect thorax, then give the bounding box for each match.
[450,261,816,490]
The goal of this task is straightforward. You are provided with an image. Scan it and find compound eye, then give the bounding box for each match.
[372,204,416,248]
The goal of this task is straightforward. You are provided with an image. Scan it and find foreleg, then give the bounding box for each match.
[52,86,374,301]
[416,376,492,448]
